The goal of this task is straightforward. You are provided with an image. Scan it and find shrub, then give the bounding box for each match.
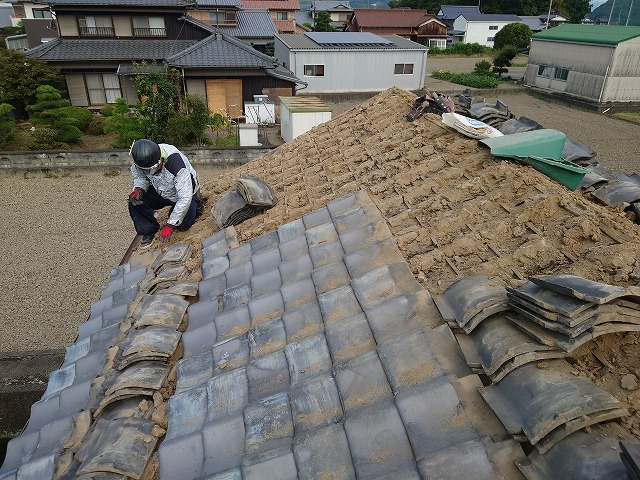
[0,103,16,149]
[55,123,82,143]
[166,111,192,146]
[493,23,532,51]
[431,70,500,88]
[104,98,145,148]
[432,43,492,56]
[87,116,106,135]
[473,60,493,76]
[492,46,519,77]
[58,106,93,131]
[100,104,116,117]
[28,127,66,150]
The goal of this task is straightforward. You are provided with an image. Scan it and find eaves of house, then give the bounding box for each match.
[3,86,640,479]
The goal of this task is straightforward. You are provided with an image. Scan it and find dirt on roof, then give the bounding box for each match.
[176,86,640,440]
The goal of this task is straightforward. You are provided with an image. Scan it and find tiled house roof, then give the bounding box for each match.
[2,87,640,479]
[350,8,434,28]
[25,38,199,61]
[242,0,299,9]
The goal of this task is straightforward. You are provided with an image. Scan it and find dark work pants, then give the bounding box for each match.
[128,186,199,236]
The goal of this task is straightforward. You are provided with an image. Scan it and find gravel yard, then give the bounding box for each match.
[1,58,639,353]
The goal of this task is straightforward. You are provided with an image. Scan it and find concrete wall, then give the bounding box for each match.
[0,147,270,172]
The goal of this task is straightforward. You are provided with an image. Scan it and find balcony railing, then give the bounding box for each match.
[79,26,115,37]
[133,27,167,37]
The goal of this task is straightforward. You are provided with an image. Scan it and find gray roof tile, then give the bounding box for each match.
[281,277,316,309]
[279,254,313,284]
[250,247,281,275]
[201,415,246,475]
[325,312,376,363]
[225,261,253,289]
[182,321,217,357]
[246,350,290,401]
[311,261,351,294]
[167,385,208,440]
[186,299,218,330]
[289,376,343,434]
[344,401,415,478]
[206,367,248,421]
[215,304,251,340]
[317,285,363,324]
[242,450,297,480]
[202,255,230,279]
[1,430,39,474]
[222,283,252,310]
[364,291,436,344]
[285,334,332,384]
[159,432,204,480]
[293,423,355,478]
[279,235,310,262]
[396,376,479,461]
[249,230,280,254]
[302,206,332,229]
[305,222,339,247]
[227,242,252,267]
[248,318,286,359]
[378,329,446,394]
[212,334,250,373]
[308,239,344,269]
[175,350,214,394]
[277,218,306,243]
[334,351,393,412]
[343,237,405,278]
[28,39,198,62]
[250,268,282,297]
[281,300,324,342]
[338,219,393,253]
[417,438,498,480]
[244,392,293,457]
[247,291,284,325]
[198,273,227,300]
[15,454,55,479]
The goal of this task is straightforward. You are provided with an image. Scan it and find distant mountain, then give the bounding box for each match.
[587,0,640,25]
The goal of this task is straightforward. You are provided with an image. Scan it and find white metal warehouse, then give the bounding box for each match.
[524,24,640,106]
[274,32,428,93]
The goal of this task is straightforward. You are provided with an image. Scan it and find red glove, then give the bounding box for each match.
[159,224,175,241]
[129,187,144,206]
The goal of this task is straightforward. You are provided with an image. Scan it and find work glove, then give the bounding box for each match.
[129,187,144,206]
[159,224,175,241]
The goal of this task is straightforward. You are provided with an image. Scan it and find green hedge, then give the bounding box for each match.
[431,71,500,88]
[429,43,493,56]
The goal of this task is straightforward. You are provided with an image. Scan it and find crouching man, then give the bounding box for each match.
[128,139,202,248]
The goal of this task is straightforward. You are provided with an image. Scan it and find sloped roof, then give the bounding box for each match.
[223,10,278,37]
[242,0,299,10]
[532,23,640,45]
[312,0,352,11]
[437,4,480,20]
[185,11,277,38]
[277,32,428,49]
[457,13,522,22]
[45,0,193,6]
[3,87,640,479]
[195,0,241,6]
[350,8,435,28]
[166,33,277,67]
[25,38,199,61]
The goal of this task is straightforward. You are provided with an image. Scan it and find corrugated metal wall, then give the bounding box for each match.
[603,37,640,102]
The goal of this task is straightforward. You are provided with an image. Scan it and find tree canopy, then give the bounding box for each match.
[0,50,65,119]
[313,11,336,31]
[493,22,532,50]
[563,0,591,22]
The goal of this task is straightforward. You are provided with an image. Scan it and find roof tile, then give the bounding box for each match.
[201,415,246,474]
[281,300,324,342]
[182,321,218,357]
[248,318,287,358]
[246,350,290,401]
[159,432,204,480]
[289,376,343,434]
[334,350,393,412]
[293,423,355,478]
[344,401,415,478]
[167,385,208,440]
[215,304,251,340]
[244,392,293,457]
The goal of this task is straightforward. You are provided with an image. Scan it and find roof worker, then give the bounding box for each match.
[128,139,203,248]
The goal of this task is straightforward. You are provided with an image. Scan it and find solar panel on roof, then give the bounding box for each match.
[306,31,393,45]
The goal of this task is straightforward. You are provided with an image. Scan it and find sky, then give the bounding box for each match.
[591,0,608,10]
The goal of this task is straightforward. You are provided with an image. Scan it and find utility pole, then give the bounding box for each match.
[608,0,616,24]
[626,0,634,25]
[545,0,553,28]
